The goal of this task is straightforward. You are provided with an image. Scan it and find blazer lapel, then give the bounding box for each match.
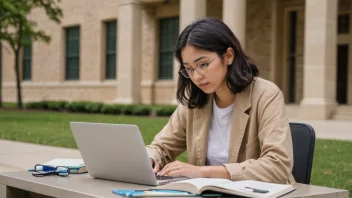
[228,84,252,163]
[193,95,213,166]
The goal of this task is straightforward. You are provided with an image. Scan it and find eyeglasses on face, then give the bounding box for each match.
[32,164,70,177]
[179,56,218,78]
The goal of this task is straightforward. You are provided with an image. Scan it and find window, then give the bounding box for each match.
[288,11,297,103]
[338,14,350,34]
[65,26,80,80]
[158,17,179,80]
[22,35,32,81]
[105,21,117,79]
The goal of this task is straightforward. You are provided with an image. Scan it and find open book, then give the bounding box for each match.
[42,158,87,174]
[155,178,295,198]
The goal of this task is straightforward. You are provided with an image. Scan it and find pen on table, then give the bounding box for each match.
[244,187,269,193]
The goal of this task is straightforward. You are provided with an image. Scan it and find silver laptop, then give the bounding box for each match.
[69,122,187,186]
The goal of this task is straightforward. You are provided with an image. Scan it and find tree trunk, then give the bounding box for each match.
[0,43,2,108]
[0,69,2,108]
[14,47,22,108]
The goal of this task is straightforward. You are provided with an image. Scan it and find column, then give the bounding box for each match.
[179,0,206,30]
[223,0,247,48]
[172,0,206,104]
[299,0,338,119]
[270,0,279,84]
[116,0,142,104]
[141,7,157,104]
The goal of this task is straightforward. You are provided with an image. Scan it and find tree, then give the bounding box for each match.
[0,42,2,108]
[0,0,62,108]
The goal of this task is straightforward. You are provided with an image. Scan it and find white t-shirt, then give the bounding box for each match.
[205,98,234,166]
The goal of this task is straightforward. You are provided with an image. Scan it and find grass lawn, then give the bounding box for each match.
[0,110,351,195]
[2,102,17,108]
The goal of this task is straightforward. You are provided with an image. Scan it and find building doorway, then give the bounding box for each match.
[336,45,349,104]
[277,0,304,104]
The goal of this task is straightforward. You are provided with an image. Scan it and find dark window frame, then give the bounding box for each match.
[338,14,350,34]
[158,17,179,80]
[22,35,32,81]
[105,20,117,80]
[65,26,80,80]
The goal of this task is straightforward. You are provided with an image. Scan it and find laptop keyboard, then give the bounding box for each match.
[155,174,188,185]
[155,175,177,180]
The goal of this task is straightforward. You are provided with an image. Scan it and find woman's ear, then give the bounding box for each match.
[225,47,235,65]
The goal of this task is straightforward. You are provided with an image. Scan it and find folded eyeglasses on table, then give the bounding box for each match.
[31,164,70,177]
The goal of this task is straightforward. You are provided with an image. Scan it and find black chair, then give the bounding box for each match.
[289,122,316,184]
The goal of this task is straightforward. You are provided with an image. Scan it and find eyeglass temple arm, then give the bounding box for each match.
[32,171,54,177]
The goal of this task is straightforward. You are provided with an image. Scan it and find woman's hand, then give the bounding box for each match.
[157,160,205,178]
[150,159,160,173]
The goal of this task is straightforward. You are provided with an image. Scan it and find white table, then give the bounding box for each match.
[0,171,349,198]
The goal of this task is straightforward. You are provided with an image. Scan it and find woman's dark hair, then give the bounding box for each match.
[175,17,259,109]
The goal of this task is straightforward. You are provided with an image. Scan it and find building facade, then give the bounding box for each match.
[1,0,352,120]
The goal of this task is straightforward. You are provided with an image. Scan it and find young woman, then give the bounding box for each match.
[146,17,295,184]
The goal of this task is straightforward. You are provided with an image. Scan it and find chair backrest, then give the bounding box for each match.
[289,122,316,184]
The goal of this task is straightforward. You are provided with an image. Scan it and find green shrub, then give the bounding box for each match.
[101,104,122,115]
[41,101,49,110]
[24,101,49,109]
[132,106,152,116]
[47,101,67,111]
[84,102,103,113]
[64,102,71,111]
[120,105,135,115]
[23,100,177,117]
[101,104,112,114]
[155,105,177,116]
[65,101,88,113]
[24,102,42,109]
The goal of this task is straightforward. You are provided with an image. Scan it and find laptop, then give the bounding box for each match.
[69,122,188,186]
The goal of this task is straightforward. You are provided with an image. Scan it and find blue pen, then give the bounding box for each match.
[244,186,269,193]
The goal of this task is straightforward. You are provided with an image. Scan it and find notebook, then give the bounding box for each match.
[154,178,295,198]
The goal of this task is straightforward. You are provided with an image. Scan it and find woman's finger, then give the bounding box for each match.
[153,161,160,173]
[160,161,178,172]
[158,165,182,176]
[165,169,182,177]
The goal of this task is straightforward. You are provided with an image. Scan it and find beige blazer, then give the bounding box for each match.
[146,77,295,184]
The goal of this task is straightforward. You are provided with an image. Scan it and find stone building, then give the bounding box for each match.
[1,0,351,120]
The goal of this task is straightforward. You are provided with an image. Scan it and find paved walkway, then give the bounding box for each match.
[289,119,352,141]
[0,119,351,173]
[0,140,81,172]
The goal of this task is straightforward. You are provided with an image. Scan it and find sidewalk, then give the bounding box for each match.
[0,120,351,173]
[289,119,352,141]
[0,140,81,172]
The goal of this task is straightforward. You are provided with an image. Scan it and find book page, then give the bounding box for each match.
[210,180,294,198]
[43,158,84,167]
[175,178,230,191]
[157,178,230,194]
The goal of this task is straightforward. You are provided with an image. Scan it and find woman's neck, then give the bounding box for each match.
[214,88,235,108]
